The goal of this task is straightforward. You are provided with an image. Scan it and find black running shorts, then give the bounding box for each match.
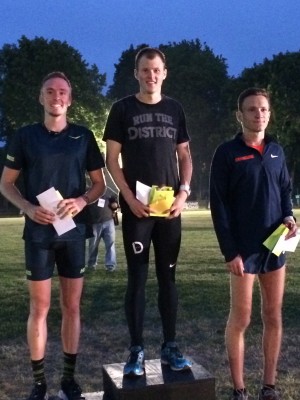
[25,239,86,281]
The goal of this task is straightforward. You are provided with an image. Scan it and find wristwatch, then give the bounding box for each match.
[179,184,191,196]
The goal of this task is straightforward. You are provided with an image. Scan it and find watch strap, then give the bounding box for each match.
[179,184,191,196]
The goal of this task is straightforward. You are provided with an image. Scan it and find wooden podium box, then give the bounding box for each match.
[102,359,215,400]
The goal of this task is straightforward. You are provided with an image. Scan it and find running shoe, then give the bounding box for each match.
[160,342,192,371]
[26,382,48,400]
[58,378,85,400]
[258,387,280,400]
[123,345,145,377]
[230,388,248,400]
[105,265,116,272]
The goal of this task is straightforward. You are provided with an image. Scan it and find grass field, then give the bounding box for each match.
[0,211,299,400]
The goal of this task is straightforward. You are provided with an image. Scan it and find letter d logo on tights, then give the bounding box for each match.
[132,241,143,254]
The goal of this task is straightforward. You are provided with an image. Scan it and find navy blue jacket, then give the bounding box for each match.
[209,133,293,262]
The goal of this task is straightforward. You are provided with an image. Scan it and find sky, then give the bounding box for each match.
[1,0,300,91]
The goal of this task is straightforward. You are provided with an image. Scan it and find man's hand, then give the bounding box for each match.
[25,204,56,225]
[283,216,298,239]
[127,197,150,218]
[56,197,86,219]
[167,191,187,219]
[226,255,245,277]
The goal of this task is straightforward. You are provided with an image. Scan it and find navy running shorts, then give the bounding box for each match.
[243,250,286,274]
[25,239,86,281]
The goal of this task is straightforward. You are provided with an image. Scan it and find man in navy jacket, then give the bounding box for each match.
[210,87,297,400]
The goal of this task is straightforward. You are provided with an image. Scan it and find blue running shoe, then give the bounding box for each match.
[123,346,145,377]
[161,342,192,371]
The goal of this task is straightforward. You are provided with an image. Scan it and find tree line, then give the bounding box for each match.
[1,36,300,205]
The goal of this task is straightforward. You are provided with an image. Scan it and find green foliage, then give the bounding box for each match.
[107,43,148,100]
[2,37,300,201]
[0,36,109,139]
[162,40,229,200]
[228,51,300,190]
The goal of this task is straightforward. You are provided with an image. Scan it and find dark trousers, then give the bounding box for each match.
[122,211,181,347]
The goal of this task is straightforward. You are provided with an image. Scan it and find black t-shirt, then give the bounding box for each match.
[4,122,105,242]
[86,193,118,224]
[103,95,190,210]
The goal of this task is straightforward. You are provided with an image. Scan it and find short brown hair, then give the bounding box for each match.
[238,87,270,111]
[135,47,166,69]
[41,71,72,90]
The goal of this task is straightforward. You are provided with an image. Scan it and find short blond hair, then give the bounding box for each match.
[41,71,72,91]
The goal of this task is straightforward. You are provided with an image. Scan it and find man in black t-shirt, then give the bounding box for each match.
[104,47,193,377]
[0,72,105,400]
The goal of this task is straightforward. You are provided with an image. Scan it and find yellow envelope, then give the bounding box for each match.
[149,186,174,217]
[263,224,289,256]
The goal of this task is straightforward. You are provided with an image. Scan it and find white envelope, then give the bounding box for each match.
[282,230,300,253]
[36,187,76,236]
[136,181,151,205]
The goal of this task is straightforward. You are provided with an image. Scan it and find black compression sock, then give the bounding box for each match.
[262,384,275,391]
[62,352,77,380]
[31,358,46,384]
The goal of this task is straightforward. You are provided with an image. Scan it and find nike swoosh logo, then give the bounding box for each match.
[69,136,82,139]
[271,154,278,158]
[169,263,176,268]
